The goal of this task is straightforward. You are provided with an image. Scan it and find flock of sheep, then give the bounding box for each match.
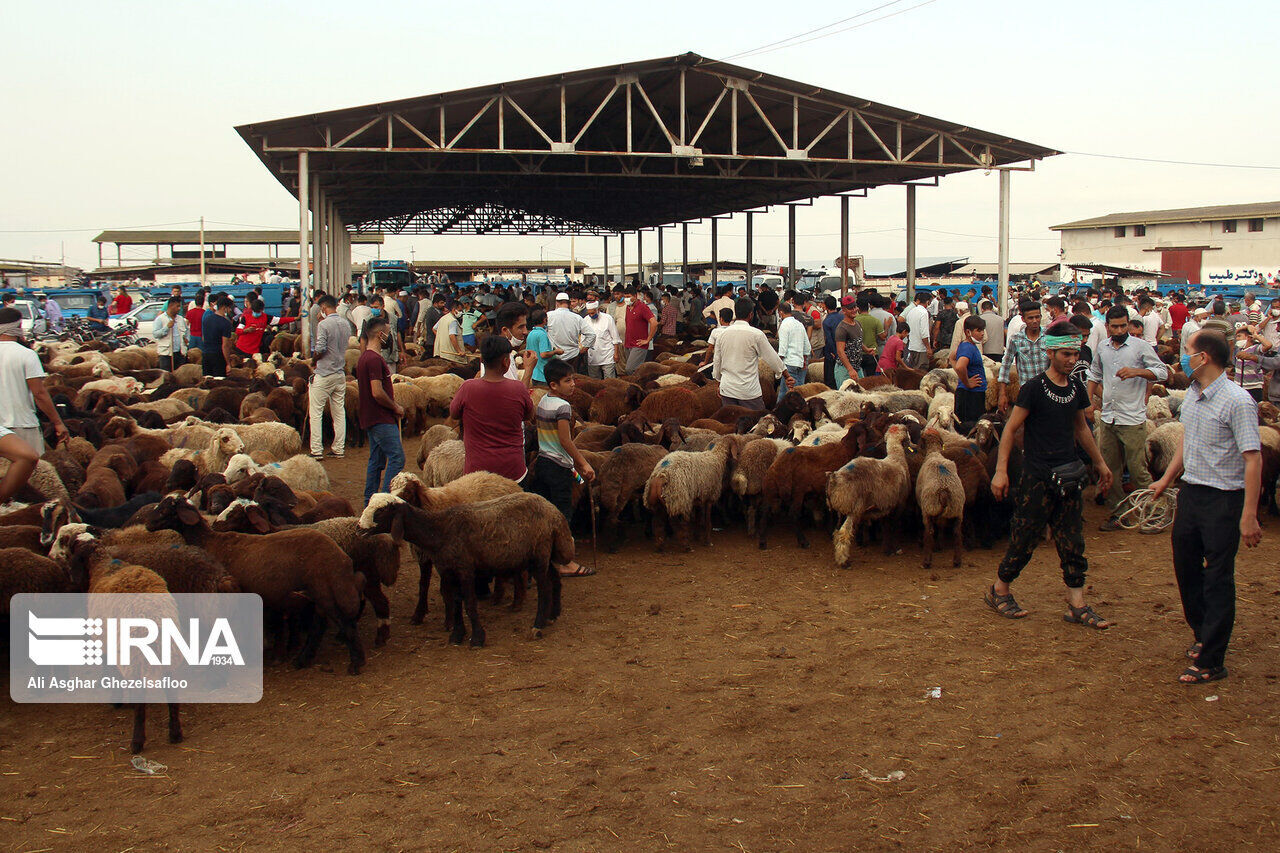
[5,324,1280,753]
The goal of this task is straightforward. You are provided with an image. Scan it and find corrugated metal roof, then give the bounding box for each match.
[1051,201,1280,231]
[93,230,384,245]
[951,262,1059,276]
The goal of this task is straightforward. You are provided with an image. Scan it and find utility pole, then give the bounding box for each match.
[199,216,207,289]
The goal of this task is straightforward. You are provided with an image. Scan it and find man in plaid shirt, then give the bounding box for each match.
[1152,329,1262,686]
[997,299,1047,414]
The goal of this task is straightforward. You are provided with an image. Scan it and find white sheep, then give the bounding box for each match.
[826,424,912,567]
[926,391,959,430]
[223,453,330,493]
[643,439,735,551]
[1146,395,1172,420]
[915,429,965,568]
[423,439,465,486]
[1145,421,1184,480]
[160,427,246,475]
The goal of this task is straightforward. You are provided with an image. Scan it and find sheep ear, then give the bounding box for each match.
[177,504,201,525]
[248,505,271,534]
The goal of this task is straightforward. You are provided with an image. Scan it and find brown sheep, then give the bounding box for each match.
[758,422,874,549]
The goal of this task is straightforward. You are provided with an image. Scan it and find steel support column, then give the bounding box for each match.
[745,212,754,287]
[681,223,689,286]
[637,230,644,288]
[657,227,664,288]
[905,185,917,304]
[787,205,797,287]
[711,219,719,290]
[620,232,626,288]
[997,169,1011,316]
[839,196,849,298]
[602,236,609,287]
[298,151,311,354]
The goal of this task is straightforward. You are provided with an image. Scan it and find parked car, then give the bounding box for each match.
[11,300,47,337]
[108,300,168,330]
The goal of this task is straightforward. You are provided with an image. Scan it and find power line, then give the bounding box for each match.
[0,219,197,234]
[730,0,942,60]
[725,0,915,60]
[1065,150,1280,171]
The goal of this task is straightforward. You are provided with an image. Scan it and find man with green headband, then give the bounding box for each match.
[985,319,1114,630]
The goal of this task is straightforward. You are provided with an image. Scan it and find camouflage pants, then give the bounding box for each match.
[997,472,1088,589]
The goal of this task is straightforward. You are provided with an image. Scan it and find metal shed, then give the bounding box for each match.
[235,51,1056,325]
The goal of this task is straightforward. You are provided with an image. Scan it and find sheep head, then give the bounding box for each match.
[214,499,272,534]
[146,494,204,532]
[359,493,407,542]
[388,472,428,506]
[39,499,78,547]
[222,453,257,484]
[47,521,93,565]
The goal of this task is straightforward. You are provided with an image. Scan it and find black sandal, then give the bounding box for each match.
[985,585,1028,619]
[1064,603,1111,630]
[1179,665,1227,685]
[1185,641,1203,661]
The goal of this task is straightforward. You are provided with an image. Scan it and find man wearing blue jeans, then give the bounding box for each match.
[356,316,405,504]
[776,301,810,393]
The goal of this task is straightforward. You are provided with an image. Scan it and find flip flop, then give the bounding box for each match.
[559,565,596,577]
[1179,665,1227,685]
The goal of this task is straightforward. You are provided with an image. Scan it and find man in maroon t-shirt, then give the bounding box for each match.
[448,335,534,482]
[356,316,405,504]
[622,285,657,375]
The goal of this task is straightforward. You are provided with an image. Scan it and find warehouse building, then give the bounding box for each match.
[1052,201,1280,286]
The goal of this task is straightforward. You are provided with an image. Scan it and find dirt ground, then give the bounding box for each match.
[3,435,1280,852]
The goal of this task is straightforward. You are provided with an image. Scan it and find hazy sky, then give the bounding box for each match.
[4,0,1277,272]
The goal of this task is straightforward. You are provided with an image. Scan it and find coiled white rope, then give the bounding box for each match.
[1113,487,1179,533]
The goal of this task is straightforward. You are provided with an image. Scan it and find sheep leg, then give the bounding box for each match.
[490,576,508,606]
[293,612,328,669]
[651,503,668,552]
[130,704,147,754]
[365,580,391,647]
[510,572,527,612]
[702,501,714,547]
[791,497,810,549]
[335,617,365,676]
[606,510,624,553]
[678,510,694,553]
[167,703,183,744]
[440,573,461,638]
[549,566,562,622]
[411,553,432,625]
[921,517,935,569]
[756,504,770,550]
[462,582,486,648]
[951,516,964,567]
[881,511,899,556]
[744,498,757,536]
[532,561,551,631]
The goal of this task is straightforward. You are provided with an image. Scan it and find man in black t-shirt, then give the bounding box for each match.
[984,320,1114,630]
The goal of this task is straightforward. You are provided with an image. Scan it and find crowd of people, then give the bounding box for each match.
[1,269,1267,687]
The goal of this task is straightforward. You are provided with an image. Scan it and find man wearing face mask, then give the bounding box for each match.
[1152,331,1261,685]
[1088,306,1169,531]
[433,298,468,365]
[622,285,657,374]
[479,304,534,384]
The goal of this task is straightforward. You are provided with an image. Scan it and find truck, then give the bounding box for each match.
[365,260,415,293]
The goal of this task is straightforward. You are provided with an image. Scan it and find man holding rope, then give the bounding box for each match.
[985,320,1114,630]
[1151,330,1262,685]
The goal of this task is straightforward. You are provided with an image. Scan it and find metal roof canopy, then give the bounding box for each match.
[92,230,384,246]
[236,52,1057,236]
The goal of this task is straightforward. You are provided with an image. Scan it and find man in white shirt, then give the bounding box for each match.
[901,291,933,369]
[151,296,189,373]
[546,292,595,370]
[775,301,811,392]
[348,296,372,339]
[1138,297,1162,344]
[0,307,68,454]
[582,300,621,378]
[712,299,790,410]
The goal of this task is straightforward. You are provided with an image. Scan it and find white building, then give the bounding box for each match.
[1051,201,1280,286]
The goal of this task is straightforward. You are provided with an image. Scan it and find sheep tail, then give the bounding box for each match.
[646,475,664,508]
[552,516,576,565]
